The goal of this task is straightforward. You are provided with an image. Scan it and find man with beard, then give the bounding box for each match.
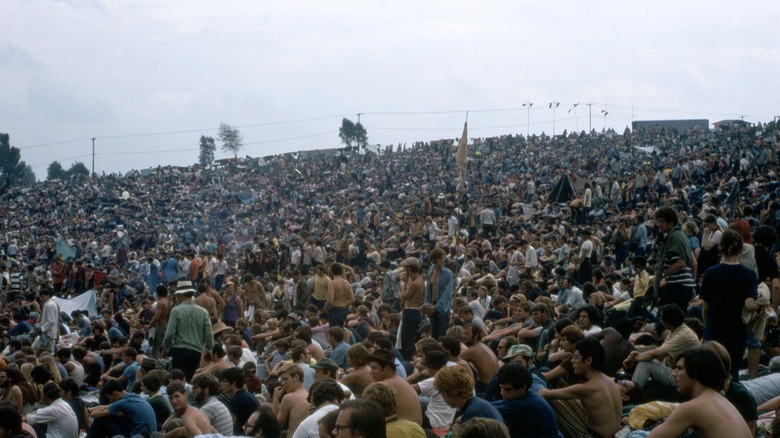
[191,373,233,436]
[459,322,499,395]
[159,382,216,437]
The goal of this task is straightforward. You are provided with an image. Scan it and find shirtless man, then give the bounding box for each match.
[148,285,171,359]
[325,263,355,328]
[367,349,422,425]
[339,343,375,397]
[459,322,499,395]
[648,348,752,438]
[399,257,424,360]
[272,363,309,437]
[203,282,225,319]
[195,283,219,323]
[310,265,330,310]
[242,273,265,322]
[163,381,217,436]
[541,338,622,438]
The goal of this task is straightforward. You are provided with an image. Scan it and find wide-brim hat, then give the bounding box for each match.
[140,358,160,370]
[174,280,196,295]
[212,321,232,335]
[366,350,396,368]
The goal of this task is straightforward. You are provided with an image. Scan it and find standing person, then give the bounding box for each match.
[163,281,214,381]
[653,206,696,313]
[310,265,330,311]
[50,256,66,294]
[222,282,244,327]
[148,284,171,359]
[424,248,453,340]
[379,260,401,312]
[479,204,496,237]
[398,257,424,360]
[35,288,59,355]
[326,264,355,329]
[24,381,78,438]
[701,229,758,380]
[647,348,752,438]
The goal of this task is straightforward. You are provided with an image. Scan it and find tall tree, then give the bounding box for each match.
[68,162,90,177]
[354,121,368,149]
[47,161,67,180]
[339,118,356,148]
[199,135,216,168]
[0,133,30,189]
[218,123,243,159]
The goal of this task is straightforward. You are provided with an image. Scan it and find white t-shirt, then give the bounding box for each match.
[291,403,339,438]
[418,378,457,429]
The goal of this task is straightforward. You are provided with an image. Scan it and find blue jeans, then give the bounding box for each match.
[328,306,349,328]
[430,309,450,340]
[400,308,422,360]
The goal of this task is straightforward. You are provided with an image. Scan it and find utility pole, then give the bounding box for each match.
[357,113,363,124]
[587,103,593,132]
[523,102,533,137]
[549,101,560,136]
[91,137,96,177]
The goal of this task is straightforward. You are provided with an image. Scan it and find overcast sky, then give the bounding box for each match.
[3,1,779,178]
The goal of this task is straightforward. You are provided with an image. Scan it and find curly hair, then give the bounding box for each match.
[434,364,474,398]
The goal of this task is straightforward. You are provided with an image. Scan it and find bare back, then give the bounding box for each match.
[402,275,424,308]
[385,375,423,425]
[152,297,170,326]
[580,373,622,438]
[327,276,354,307]
[649,390,751,438]
[460,343,499,385]
[183,406,217,436]
[282,388,310,438]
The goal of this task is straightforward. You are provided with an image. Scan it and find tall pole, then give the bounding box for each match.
[91,137,96,177]
[587,103,593,132]
[549,102,560,136]
[523,102,533,137]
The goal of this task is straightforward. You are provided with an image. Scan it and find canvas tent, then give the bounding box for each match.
[549,174,576,203]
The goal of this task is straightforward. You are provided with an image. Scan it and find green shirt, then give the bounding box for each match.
[163,299,214,354]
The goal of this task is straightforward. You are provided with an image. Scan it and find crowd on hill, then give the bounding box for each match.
[0,119,779,438]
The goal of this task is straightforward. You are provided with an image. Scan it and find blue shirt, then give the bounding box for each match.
[457,396,502,423]
[108,392,156,437]
[330,341,350,369]
[123,361,141,391]
[492,391,562,438]
[230,389,260,435]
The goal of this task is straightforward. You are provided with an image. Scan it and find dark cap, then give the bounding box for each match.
[420,350,447,370]
[140,358,160,370]
[366,349,396,368]
[310,358,339,371]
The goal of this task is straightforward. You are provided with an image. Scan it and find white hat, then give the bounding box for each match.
[174,280,196,295]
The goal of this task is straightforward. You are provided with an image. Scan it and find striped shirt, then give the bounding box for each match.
[200,396,234,436]
[654,226,696,295]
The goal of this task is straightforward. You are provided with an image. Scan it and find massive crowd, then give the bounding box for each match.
[0,119,779,438]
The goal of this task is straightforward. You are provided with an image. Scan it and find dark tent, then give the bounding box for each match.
[549,174,576,203]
